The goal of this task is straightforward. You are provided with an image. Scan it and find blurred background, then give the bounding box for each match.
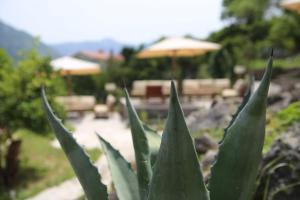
[0,0,300,199]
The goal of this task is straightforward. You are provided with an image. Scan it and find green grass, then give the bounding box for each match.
[248,54,300,69]
[192,128,224,141]
[264,102,300,153]
[1,129,101,200]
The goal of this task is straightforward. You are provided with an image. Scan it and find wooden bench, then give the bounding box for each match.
[182,79,230,97]
[56,96,96,115]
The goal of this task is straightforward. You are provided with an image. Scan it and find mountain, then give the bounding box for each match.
[51,38,125,56]
[0,20,59,59]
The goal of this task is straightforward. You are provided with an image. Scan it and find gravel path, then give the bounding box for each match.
[28,113,135,200]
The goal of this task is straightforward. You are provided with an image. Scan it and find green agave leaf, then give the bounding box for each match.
[41,89,108,200]
[142,123,161,165]
[148,81,209,200]
[125,89,152,200]
[97,135,140,200]
[221,76,254,143]
[209,56,273,200]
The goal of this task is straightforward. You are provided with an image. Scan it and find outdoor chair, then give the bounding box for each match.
[145,85,165,103]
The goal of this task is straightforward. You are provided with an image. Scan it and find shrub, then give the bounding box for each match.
[0,49,66,134]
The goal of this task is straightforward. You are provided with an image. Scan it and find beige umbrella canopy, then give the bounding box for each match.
[138,36,221,58]
[281,0,300,13]
[137,37,221,73]
[51,56,101,94]
[51,56,101,76]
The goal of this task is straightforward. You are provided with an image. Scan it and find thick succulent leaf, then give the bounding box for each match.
[125,90,152,200]
[148,81,209,200]
[41,89,108,200]
[209,56,273,200]
[221,76,254,143]
[97,135,140,200]
[142,123,161,163]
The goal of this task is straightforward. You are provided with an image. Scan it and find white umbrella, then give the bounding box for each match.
[51,56,101,95]
[51,56,101,76]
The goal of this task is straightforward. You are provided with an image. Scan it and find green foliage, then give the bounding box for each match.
[43,56,272,200]
[0,49,65,134]
[208,48,235,78]
[275,102,300,128]
[210,1,300,66]
[0,49,66,192]
[222,0,270,24]
[264,102,300,153]
[248,53,300,69]
[71,73,109,102]
[267,14,300,52]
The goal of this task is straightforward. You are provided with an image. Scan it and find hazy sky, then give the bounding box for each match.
[0,0,224,44]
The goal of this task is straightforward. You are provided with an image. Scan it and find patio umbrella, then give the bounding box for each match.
[51,56,101,75]
[137,36,221,74]
[281,0,300,13]
[51,56,101,94]
[137,36,221,93]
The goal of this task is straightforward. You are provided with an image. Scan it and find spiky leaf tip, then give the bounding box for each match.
[209,56,273,200]
[148,81,209,200]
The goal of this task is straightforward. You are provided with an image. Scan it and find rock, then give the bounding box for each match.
[108,192,118,200]
[201,150,218,181]
[254,122,300,200]
[194,135,218,154]
[187,98,240,132]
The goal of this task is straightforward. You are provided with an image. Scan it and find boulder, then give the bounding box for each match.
[254,122,300,200]
[194,135,218,154]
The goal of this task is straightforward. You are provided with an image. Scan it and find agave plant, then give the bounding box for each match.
[41,54,273,200]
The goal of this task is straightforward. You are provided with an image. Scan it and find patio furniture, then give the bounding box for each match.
[182,79,230,97]
[146,85,165,102]
[94,104,109,118]
[56,96,96,114]
[131,80,177,98]
[222,79,247,98]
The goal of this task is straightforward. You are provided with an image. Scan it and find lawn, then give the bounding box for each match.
[1,129,101,200]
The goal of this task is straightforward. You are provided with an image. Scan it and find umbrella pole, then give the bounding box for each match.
[65,73,73,96]
[171,53,177,77]
[171,51,183,96]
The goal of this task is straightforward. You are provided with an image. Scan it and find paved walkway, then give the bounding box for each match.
[28,113,135,200]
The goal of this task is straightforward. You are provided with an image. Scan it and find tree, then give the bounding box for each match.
[222,0,269,24]
[208,48,235,80]
[0,48,66,190]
